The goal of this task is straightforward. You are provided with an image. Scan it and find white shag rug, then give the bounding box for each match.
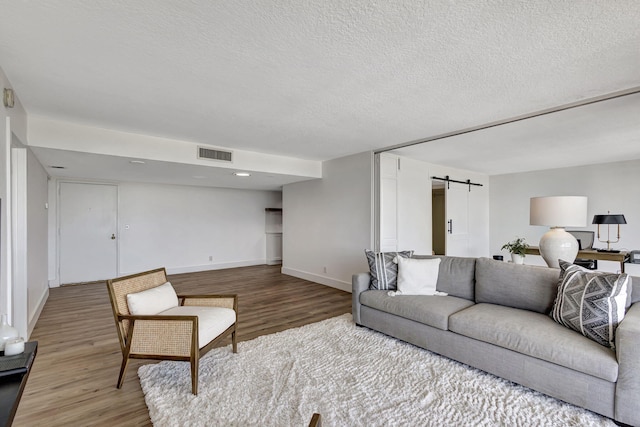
[139,314,615,427]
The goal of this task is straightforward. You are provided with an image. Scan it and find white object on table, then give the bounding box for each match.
[4,337,25,356]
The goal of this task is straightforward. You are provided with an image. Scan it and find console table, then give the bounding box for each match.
[0,341,37,427]
[525,247,629,273]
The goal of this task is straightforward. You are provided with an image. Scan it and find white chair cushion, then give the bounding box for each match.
[159,306,236,348]
[127,281,179,315]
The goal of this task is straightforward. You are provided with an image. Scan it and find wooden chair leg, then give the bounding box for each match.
[191,355,199,395]
[232,328,237,353]
[308,413,322,427]
[117,356,130,389]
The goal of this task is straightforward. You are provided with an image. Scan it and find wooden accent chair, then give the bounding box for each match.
[106,267,238,395]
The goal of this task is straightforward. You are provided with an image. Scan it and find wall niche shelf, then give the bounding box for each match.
[265,208,282,265]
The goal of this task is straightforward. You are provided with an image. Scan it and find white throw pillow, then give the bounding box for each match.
[127,281,179,315]
[397,257,441,295]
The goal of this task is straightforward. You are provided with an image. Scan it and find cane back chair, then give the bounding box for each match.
[106,267,238,395]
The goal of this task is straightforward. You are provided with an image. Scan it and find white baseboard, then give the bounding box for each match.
[165,259,267,275]
[281,267,351,293]
[28,287,49,339]
[51,259,268,286]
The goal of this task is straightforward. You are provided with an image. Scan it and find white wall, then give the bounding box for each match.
[282,152,373,292]
[490,159,640,273]
[48,180,282,282]
[118,182,281,275]
[26,148,49,335]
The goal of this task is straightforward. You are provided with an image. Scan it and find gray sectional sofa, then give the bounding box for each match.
[352,256,640,426]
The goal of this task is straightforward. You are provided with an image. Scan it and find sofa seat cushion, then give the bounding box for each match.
[360,290,474,331]
[449,303,618,382]
[160,306,236,349]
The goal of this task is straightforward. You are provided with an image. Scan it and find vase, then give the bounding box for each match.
[0,314,19,351]
[511,253,525,265]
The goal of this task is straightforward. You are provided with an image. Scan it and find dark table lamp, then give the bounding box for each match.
[592,212,626,252]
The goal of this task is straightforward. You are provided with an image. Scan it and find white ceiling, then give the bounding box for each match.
[1,1,639,186]
[29,147,313,191]
[392,91,640,175]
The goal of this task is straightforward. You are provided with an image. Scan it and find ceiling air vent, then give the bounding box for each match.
[198,147,233,162]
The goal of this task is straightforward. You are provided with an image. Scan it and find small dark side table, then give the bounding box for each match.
[0,341,38,427]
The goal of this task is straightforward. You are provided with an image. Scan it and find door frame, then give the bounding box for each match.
[56,180,120,285]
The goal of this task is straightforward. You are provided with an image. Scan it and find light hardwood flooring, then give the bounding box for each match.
[14,265,351,426]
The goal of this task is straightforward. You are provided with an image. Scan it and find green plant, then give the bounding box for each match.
[501,237,529,257]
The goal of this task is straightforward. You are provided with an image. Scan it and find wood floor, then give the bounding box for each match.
[14,265,352,426]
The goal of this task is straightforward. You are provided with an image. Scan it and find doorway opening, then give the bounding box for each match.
[431,181,445,255]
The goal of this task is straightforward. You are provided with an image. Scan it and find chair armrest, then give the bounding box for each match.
[120,314,198,357]
[615,302,640,425]
[178,294,238,311]
[119,314,198,321]
[352,273,370,325]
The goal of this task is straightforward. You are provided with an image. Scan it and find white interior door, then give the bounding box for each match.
[59,182,118,284]
[445,182,469,256]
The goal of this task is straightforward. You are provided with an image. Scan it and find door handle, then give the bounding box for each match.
[111,234,116,240]
[448,220,453,234]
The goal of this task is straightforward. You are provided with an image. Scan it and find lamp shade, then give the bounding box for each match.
[530,196,588,227]
[592,214,627,225]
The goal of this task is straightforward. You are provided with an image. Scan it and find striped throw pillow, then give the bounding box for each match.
[365,250,413,290]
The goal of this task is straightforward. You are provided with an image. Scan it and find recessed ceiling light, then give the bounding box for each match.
[49,165,66,169]
[129,160,146,164]
[233,172,251,177]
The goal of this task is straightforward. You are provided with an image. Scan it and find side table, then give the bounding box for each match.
[0,341,38,427]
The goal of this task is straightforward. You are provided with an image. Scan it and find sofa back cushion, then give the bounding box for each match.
[475,257,559,314]
[413,255,476,300]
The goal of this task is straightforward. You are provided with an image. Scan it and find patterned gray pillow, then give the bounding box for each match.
[550,260,629,349]
[365,250,413,290]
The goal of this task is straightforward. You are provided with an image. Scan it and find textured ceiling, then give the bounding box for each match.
[1,1,639,173]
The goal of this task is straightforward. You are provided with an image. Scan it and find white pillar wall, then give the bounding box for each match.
[0,66,33,335]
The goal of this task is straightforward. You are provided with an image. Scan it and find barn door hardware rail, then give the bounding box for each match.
[431,175,483,191]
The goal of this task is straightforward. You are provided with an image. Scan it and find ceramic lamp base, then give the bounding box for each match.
[539,227,579,268]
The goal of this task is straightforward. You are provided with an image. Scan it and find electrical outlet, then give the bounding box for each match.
[209,256,213,262]
[323,266,327,274]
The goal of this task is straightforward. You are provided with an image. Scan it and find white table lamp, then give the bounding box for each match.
[530,196,588,268]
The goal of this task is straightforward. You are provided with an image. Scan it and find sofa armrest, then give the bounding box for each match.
[352,273,370,325]
[615,302,640,425]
